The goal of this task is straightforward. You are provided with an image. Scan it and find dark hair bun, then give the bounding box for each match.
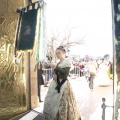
[57,46,66,52]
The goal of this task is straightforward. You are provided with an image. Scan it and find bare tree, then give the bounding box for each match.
[47,30,60,61]
[47,27,86,62]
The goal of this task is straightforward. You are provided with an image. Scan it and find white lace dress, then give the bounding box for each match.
[97,63,110,87]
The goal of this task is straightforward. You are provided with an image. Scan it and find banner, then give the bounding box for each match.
[16,8,38,52]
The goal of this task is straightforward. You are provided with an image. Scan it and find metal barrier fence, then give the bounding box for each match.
[43,66,83,80]
[69,66,81,78]
[43,66,89,80]
[43,68,53,85]
[69,66,89,79]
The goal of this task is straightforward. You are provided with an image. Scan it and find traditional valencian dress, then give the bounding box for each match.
[97,62,110,87]
[43,58,81,120]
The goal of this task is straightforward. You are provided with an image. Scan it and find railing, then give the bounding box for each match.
[42,66,88,81]
[101,98,113,120]
[70,66,82,78]
[43,66,83,80]
[43,68,53,84]
[69,66,89,79]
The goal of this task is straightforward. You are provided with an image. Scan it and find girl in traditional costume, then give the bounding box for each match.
[97,59,110,87]
[43,46,81,120]
[107,61,113,79]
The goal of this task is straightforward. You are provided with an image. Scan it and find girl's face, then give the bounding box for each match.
[56,49,65,59]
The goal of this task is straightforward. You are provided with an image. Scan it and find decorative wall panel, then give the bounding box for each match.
[0,0,28,120]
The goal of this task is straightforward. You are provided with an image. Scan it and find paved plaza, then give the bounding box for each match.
[34,76,113,120]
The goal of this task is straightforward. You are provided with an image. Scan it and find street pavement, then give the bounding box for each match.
[34,76,113,120]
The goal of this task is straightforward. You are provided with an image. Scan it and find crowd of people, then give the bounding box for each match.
[71,58,113,90]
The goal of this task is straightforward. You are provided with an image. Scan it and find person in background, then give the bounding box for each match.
[43,57,51,87]
[107,61,113,79]
[88,60,96,90]
[43,46,81,120]
[97,59,110,87]
[79,62,83,76]
[34,61,44,102]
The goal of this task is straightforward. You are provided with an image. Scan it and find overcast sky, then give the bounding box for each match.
[45,0,113,57]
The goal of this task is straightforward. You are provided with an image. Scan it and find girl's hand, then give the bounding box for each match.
[53,73,57,81]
